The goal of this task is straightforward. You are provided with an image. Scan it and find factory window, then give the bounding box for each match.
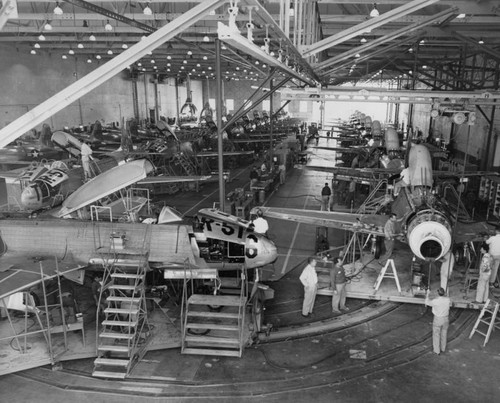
[300,101,308,113]
[262,100,270,111]
[226,99,234,111]
[209,98,215,108]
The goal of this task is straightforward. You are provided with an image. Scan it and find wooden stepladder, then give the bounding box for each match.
[373,259,401,294]
[469,299,500,346]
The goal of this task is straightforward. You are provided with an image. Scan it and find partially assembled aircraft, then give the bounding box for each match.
[254,144,491,262]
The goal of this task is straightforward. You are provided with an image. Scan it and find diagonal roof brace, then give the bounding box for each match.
[301,0,439,58]
[315,7,458,72]
[0,0,226,148]
[0,0,18,31]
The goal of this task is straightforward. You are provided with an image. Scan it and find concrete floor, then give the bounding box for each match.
[1,135,500,401]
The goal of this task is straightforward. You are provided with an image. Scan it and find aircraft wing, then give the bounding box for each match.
[310,146,369,153]
[453,221,494,243]
[0,254,86,300]
[254,207,387,236]
[196,150,255,157]
[137,175,212,184]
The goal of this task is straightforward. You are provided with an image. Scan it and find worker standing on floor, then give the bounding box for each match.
[330,257,348,314]
[80,140,93,181]
[299,257,318,317]
[345,178,356,208]
[425,287,452,355]
[321,182,332,211]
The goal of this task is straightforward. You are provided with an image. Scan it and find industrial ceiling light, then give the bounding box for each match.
[355,53,360,58]
[89,33,96,41]
[44,22,53,31]
[167,55,171,60]
[30,49,37,55]
[122,43,128,49]
[203,35,210,42]
[34,43,41,49]
[360,36,367,43]
[370,3,379,18]
[87,58,92,63]
[62,54,67,59]
[68,48,74,55]
[203,55,208,60]
[53,2,63,16]
[143,2,152,16]
[187,50,193,56]
[77,43,84,49]
[96,54,101,59]
[104,20,113,31]
[151,59,155,63]
[478,38,484,44]
[107,49,113,55]
[38,34,46,41]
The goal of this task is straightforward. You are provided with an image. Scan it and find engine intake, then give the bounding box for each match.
[406,210,452,261]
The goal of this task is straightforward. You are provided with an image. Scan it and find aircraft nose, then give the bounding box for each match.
[21,186,41,210]
[245,233,278,268]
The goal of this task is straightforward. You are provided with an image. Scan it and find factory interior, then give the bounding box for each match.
[1,1,500,401]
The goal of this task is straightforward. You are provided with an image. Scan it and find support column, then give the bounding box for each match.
[215,38,225,211]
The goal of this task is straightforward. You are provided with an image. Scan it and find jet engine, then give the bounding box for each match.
[406,209,452,261]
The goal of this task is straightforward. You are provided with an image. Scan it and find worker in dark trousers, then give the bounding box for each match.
[321,182,332,211]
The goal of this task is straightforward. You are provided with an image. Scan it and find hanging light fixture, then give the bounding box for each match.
[68,48,74,55]
[44,22,53,31]
[87,58,92,63]
[96,54,101,60]
[478,38,484,44]
[62,54,67,59]
[89,33,96,41]
[203,35,210,42]
[360,36,367,43]
[34,43,41,49]
[143,2,152,15]
[107,49,113,55]
[53,2,63,15]
[104,20,113,31]
[77,43,84,49]
[122,43,128,49]
[370,3,380,18]
[30,49,37,55]
[38,34,46,41]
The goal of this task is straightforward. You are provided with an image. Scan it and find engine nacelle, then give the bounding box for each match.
[406,210,452,261]
[384,126,400,152]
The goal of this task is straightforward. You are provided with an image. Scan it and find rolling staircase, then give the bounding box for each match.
[443,184,473,222]
[92,227,152,379]
[356,179,389,214]
[174,153,197,176]
[180,266,248,357]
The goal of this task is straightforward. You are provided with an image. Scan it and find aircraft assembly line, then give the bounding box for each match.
[2,0,500,401]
